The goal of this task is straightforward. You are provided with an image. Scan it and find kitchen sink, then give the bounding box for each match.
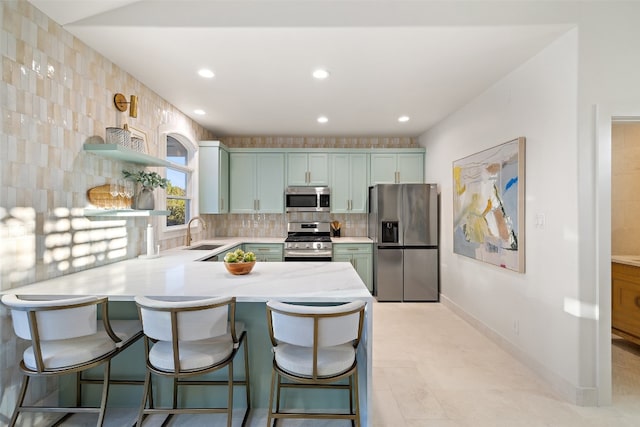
[186,244,223,250]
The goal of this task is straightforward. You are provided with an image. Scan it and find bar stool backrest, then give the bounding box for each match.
[2,295,99,341]
[267,300,365,348]
[135,296,231,342]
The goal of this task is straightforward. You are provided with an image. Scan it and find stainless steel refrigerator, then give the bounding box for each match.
[368,184,439,302]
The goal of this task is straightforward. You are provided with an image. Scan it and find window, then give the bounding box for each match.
[165,135,192,227]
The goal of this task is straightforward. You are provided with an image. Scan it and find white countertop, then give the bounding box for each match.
[612,255,640,267]
[7,241,373,302]
[331,237,373,243]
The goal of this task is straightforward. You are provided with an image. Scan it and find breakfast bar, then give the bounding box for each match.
[6,246,374,425]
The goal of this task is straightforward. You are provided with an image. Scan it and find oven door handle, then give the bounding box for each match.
[284,250,333,258]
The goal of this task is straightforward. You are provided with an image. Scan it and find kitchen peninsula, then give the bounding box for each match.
[5,243,374,425]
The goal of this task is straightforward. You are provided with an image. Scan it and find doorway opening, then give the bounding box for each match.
[609,117,640,404]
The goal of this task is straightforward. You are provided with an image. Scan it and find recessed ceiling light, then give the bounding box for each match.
[398,115,410,123]
[317,116,328,124]
[312,69,330,80]
[194,109,206,115]
[198,69,215,78]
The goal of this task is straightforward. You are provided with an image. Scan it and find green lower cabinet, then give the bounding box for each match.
[333,243,373,292]
[243,243,283,262]
[217,245,243,261]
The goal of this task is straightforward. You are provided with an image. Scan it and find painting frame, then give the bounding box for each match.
[452,137,526,273]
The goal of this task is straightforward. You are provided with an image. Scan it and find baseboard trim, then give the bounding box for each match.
[440,295,598,406]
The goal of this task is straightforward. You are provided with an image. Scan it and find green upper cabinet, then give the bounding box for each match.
[370,152,424,184]
[230,152,285,213]
[287,152,329,186]
[199,141,229,214]
[330,153,368,214]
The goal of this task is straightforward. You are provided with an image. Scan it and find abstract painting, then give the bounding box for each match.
[453,137,525,272]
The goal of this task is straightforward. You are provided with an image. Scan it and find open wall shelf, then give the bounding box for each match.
[84,209,170,217]
[83,144,171,167]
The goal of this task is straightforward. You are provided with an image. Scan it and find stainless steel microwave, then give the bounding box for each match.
[285,186,330,212]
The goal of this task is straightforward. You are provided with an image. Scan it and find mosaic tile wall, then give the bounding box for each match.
[0,0,215,290]
[210,212,368,238]
[220,135,417,149]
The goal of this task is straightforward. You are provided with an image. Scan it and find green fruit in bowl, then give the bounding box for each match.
[234,249,245,258]
[244,252,256,262]
[223,252,238,263]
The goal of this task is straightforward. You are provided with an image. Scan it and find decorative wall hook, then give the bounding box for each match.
[114,93,138,118]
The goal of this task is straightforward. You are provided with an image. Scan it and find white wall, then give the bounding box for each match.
[420,29,586,402]
[420,1,640,405]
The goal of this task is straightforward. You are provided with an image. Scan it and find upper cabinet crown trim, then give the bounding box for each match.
[223,147,425,154]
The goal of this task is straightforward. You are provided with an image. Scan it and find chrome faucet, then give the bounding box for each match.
[185,216,207,246]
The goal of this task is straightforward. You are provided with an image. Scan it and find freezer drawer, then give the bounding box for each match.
[376,248,403,301]
[403,248,439,301]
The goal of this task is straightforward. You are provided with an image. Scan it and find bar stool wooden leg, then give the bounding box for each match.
[227,361,233,427]
[137,370,151,426]
[243,337,251,424]
[9,375,29,427]
[97,361,112,426]
[267,369,276,427]
[353,368,361,427]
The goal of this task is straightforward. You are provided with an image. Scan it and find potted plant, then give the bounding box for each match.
[123,170,169,210]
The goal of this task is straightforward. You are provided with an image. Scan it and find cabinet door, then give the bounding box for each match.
[333,244,373,292]
[331,153,367,214]
[333,253,352,263]
[397,153,424,183]
[370,153,398,184]
[287,153,329,186]
[307,153,329,186]
[199,144,229,214]
[244,243,283,262]
[348,153,368,213]
[330,153,350,213]
[219,149,229,213]
[229,153,257,213]
[287,153,309,186]
[353,253,373,292]
[256,153,285,213]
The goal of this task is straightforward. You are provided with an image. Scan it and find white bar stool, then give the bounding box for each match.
[265,299,366,427]
[1,294,143,426]
[134,295,251,427]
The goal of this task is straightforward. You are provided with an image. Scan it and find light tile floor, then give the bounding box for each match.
[24,301,640,426]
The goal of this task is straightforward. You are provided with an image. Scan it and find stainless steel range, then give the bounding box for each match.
[284,222,332,262]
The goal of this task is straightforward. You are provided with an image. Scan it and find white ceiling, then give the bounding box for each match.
[29,0,572,137]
